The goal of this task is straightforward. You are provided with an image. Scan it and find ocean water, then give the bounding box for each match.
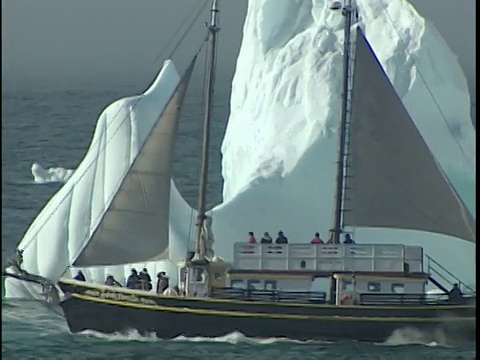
[1,85,475,359]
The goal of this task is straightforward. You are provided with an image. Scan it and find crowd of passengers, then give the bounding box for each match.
[246,231,356,245]
[73,268,180,295]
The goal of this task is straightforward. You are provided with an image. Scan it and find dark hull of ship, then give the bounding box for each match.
[58,281,475,343]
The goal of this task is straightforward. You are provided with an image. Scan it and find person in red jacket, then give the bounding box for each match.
[310,232,324,244]
[247,231,257,243]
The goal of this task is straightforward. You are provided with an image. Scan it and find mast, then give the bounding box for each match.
[195,0,220,258]
[330,0,356,243]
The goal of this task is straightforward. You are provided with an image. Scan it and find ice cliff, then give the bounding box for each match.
[5,0,476,298]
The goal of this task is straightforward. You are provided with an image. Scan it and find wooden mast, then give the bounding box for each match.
[195,0,220,259]
[330,0,355,244]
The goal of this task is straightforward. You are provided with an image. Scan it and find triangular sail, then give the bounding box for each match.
[342,28,475,242]
[74,57,197,266]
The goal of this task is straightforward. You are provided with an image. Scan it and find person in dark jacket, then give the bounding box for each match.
[73,270,86,281]
[343,233,355,244]
[139,268,152,291]
[275,231,288,244]
[260,232,273,244]
[156,272,168,294]
[105,275,122,287]
[126,268,139,289]
[448,283,464,303]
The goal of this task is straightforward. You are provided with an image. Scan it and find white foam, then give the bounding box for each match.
[5,0,476,299]
[79,329,330,345]
[74,328,450,346]
[381,327,449,347]
[80,329,161,342]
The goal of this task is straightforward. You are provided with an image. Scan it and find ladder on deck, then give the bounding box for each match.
[425,254,475,294]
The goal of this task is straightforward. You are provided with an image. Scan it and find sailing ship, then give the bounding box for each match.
[3,0,476,343]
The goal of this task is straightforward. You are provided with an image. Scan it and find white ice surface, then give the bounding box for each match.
[213,0,475,283]
[5,0,475,299]
[31,162,74,183]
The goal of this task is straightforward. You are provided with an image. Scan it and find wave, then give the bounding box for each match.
[78,329,454,348]
[381,327,451,347]
[79,329,161,343]
[79,329,331,345]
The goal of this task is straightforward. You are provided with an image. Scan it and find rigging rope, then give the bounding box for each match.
[153,0,210,64]
[15,5,210,257]
[381,7,474,170]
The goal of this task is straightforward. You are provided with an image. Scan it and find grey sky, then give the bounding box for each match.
[2,0,475,106]
[1,0,247,90]
[409,0,476,125]
[410,0,475,91]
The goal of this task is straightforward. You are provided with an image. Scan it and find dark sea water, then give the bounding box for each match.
[1,83,475,359]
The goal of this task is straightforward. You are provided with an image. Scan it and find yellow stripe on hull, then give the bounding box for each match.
[70,293,476,323]
[59,279,474,311]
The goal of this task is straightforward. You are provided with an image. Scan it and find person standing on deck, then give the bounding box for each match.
[260,232,273,244]
[73,270,86,281]
[343,233,355,244]
[105,275,122,287]
[139,268,152,291]
[156,272,168,294]
[448,283,464,303]
[276,231,288,244]
[126,268,139,289]
[310,232,324,244]
[161,276,178,296]
[247,231,257,244]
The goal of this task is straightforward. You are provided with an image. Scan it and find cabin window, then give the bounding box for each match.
[367,282,381,292]
[264,280,277,291]
[213,272,222,280]
[230,280,245,289]
[341,278,353,291]
[300,260,306,269]
[247,279,261,290]
[391,283,405,294]
[194,268,205,283]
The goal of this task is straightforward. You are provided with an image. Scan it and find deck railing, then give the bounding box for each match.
[425,254,475,295]
[233,243,423,273]
[211,288,475,307]
[359,292,475,306]
[211,287,327,304]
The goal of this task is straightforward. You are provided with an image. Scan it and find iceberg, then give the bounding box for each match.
[212,0,475,279]
[31,163,74,184]
[4,0,475,299]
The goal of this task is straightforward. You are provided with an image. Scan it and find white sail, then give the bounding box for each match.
[12,59,189,281]
[74,58,197,266]
[343,28,476,242]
